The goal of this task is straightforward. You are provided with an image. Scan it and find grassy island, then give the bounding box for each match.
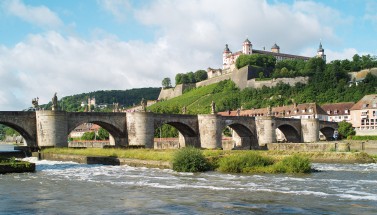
[0,157,35,174]
[41,148,376,173]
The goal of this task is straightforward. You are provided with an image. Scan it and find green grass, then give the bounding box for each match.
[216,152,311,174]
[0,156,32,168]
[148,80,239,114]
[217,151,274,173]
[41,148,376,172]
[42,148,173,161]
[349,135,377,140]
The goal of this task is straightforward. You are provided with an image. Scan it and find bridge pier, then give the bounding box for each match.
[198,114,222,149]
[255,116,277,146]
[36,110,68,148]
[301,118,319,142]
[126,112,154,148]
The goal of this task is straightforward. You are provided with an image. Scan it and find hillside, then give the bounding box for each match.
[40,87,161,112]
[149,64,377,115]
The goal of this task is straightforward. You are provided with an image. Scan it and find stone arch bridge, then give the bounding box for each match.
[0,111,337,149]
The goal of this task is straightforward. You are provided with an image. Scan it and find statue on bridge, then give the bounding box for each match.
[182,105,186,114]
[267,106,272,116]
[113,102,119,112]
[32,97,39,110]
[52,93,58,111]
[211,101,216,114]
[141,98,147,112]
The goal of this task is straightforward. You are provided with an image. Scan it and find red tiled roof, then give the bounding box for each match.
[218,103,328,117]
[350,94,377,110]
[321,102,354,115]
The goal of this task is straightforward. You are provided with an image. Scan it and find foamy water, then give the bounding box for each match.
[0,158,376,214]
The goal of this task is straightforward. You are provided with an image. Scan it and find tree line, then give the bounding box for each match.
[39,87,160,112]
[161,70,208,88]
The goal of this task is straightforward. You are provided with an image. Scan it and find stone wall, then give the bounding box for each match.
[158,83,195,101]
[246,76,309,89]
[157,66,308,101]
[196,73,232,87]
[266,142,339,152]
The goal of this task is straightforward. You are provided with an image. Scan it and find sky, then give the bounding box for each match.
[0,0,376,110]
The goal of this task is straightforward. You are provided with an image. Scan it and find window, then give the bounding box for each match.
[373,103,377,108]
[345,110,349,114]
[327,110,331,114]
[334,110,338,114]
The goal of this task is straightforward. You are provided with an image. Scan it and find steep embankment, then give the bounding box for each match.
[149,80,239,114]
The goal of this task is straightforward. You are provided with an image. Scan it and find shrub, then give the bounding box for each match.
[217,152,274,173]
[172,147,209,172]
[273,155,311,173]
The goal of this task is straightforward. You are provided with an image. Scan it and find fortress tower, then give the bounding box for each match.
[317,42,326,61]
[222,44,231,68]
[242,38,252,54]
[271,43,280,53]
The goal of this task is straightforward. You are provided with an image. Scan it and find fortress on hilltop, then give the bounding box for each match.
[159,38,326,101]
[208,38,326,79]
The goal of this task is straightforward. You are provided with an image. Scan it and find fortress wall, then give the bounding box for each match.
[195,73,232,87]
[157,83,195,101]
[246,76,308,89]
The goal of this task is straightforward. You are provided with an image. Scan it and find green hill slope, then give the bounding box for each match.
[149,68,377,115]
[40,87,161,112]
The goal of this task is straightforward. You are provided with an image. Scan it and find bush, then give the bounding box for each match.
[273,155,311,173]
[172,147,209,172]
[217,152,274,173]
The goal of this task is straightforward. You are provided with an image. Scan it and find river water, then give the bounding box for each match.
[1,158,377,215]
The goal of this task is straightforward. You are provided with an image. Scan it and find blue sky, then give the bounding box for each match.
[0,0,376,110]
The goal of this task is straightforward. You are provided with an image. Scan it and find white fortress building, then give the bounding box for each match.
[222,38,326,70]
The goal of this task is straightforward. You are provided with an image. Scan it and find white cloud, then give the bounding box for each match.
[0,0,365,110]
[97,0,131,22]
[302,47,359,62]
[2,0,63,29]
[0,32,188,110]
[134,0,351,59]
[364,0,377,26]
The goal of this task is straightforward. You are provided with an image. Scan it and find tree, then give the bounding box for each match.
[236,54,276,69]
[97,128,109,140]
[81,132,95,140]
[187,72,195,83]
[194,70,208,82]
[175,73,183,85]
[162,77,172,89]
[337,121,355,139]
[180,74,190,84]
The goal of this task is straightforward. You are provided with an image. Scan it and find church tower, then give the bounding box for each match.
[316,42,326,61]
[242,38,252,55]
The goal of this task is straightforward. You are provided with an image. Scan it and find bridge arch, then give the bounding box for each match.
[0,112,37,147]
[0,122,36,147]
[67,113,127,147]
[154,120,199,148]
[320,127,336,140]
[276,124,301,143]
[221,118,258,150]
